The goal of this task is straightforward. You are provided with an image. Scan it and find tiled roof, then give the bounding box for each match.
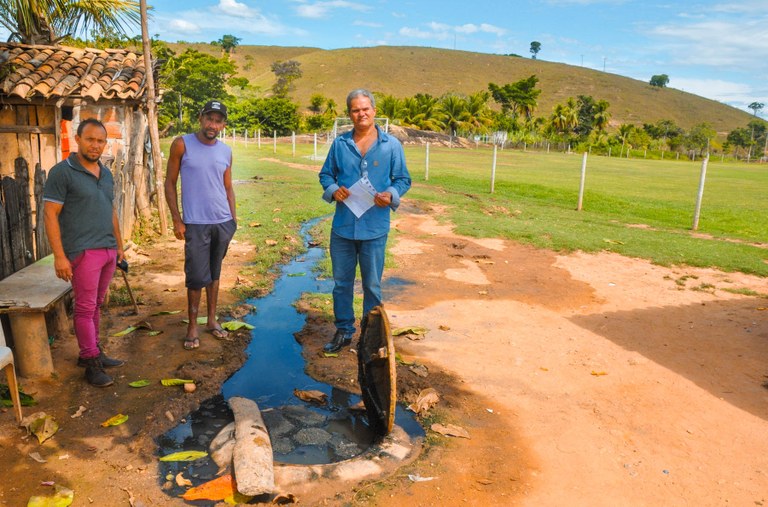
[0,42,149,102]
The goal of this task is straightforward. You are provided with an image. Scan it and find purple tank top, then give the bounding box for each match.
[180,133,233,224]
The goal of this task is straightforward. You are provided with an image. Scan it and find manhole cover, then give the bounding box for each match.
[357,305,396,436]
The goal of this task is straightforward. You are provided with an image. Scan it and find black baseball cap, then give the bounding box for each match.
[200,100,227,119]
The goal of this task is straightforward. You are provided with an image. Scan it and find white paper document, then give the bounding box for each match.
[343,176,377,218]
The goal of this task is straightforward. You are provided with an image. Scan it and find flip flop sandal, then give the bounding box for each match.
[207,327,229,339]
[183,337,200,350]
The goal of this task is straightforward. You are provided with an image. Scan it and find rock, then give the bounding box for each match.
[209,422,236,473]
[261,409,295,437]
[294,427,332,446]
[229,396,275,496]
[281,404,326,426]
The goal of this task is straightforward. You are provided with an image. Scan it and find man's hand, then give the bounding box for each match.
[374,191,392,207]
[172,220,186,240]
[333,186,350,202]
[54,255,73,282]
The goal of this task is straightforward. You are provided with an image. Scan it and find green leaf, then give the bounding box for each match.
[159,450,208,462]
[287,272,306,277]
[128,380,151,388]
[161,378,195,386]
[147,330,163,336]
[322,352,339,358]
[220,321,254,331]
[100,413,128,427]
[392,326,429,336]
[27,485,74,507]
[28,414,59,443]
[181,317,208,324]
[150,310,182,316]
[111,326,137,337]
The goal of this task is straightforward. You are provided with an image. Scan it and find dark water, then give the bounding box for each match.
[157,218,423,496]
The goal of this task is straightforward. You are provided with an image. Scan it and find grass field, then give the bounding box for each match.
[216,138,767,277]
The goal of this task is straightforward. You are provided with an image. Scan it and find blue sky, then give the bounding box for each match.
[5,0,767,115]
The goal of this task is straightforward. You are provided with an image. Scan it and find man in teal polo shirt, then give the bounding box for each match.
[43,118,126,387]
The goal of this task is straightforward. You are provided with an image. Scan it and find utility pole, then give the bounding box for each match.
[140,0,168,235]
[603,57,606,72]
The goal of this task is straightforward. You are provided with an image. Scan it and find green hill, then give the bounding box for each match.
[170,43,754,134]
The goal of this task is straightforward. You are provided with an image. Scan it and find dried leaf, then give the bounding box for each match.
[438,325,451,331]
[431,423,470,439]
[150,310,181,316]
[265,239,278,246]
[22,412,59,444]
[147,330,163,336]
[175,472,193,487]
[220,320,254,331]
[28,452,46,463]
[128,380,151,388]
[70,406,87,418]
[100,414,128,427]
[248,222,261,228]
[161,378,194,386]
[590,371,608,376]
[163,288,178,292]
[407,388,440,415]
[293,388,328,405]
[111,326,138,337]
[407,474,435,482]
[392,326,428,336]
[182,474,236,500]
[603,238,625,245]
[409,364,429,378]
[159,450,208,462]
[27,485,74,507]
[322,351,339,358]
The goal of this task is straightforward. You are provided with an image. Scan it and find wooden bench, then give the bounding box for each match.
[0,255,71,378]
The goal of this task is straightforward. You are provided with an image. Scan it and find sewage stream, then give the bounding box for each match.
[157,217,422,496]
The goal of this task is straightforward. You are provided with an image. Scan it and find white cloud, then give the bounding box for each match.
[400,21,506,42]
[670,77,757,110]
[353,20,383,28]
[152,9,306,41]
[169,19,201,33]
[294,1,370,19]
[215,0,257,17]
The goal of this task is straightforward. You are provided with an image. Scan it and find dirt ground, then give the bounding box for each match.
[2,196,768,506]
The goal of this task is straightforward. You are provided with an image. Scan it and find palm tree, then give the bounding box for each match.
[440,94,471,136]
[1,0,141,45]
[377,94,404,124]
[592,100,611,133]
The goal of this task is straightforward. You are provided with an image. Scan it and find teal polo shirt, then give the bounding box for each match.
[43,153,117,260]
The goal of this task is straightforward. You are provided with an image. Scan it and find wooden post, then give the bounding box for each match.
[577,152,587,211]
[140,0,168,235]
[291,131,295,157]
[425,142,430,181]
[313,133,317,159]
[490,144,498,193]
[692,156,709,231]
[273,131,277,154]
[9,313,53,377]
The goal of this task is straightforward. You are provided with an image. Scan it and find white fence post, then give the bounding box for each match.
[258,129,261,149]
[313,133,318,159]
[692,156,709,231]
[577,152,588,211]
[490,144,498,193]
[291,131,296,157]
[273,131,277,154]
[425,142,430,181]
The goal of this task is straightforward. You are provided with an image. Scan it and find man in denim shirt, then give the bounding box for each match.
[319,89,412,353]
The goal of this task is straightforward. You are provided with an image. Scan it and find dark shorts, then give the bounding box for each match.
[184,220,237,289]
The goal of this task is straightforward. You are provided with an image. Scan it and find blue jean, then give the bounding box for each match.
[330,231,388,334]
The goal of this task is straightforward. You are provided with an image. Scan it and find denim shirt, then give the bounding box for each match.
[319,125,412,240]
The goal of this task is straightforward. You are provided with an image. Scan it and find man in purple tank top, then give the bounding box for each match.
[164,100,237,350]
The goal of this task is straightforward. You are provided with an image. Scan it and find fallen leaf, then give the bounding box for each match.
[128,380,151,388]
[27,485,74,507]
[159,450,208,462]
[70,406,87,418]
[182,474,236,500]
[293,388,328,405]
[58,454,70,460]
[181,317,208,324]
[161,378,195,386]
[431,423,470,439]
[150,310,181,316]
[603,238,625,245]
[220,320,254,331]
[394,353,413,366]
[406,334,424,341]
[322,351,339,358]
[392,326,428,336]
[476,478,493,485]
[477,290,488,295]
[248,222,261,228]
[407,388,440,415]
[287,272,305,277]
[591,371,608,376]
[409,364,429,378]
[111,326,138,337]
[163,288,178,292]
[147,330,163,336]
[265,239,278,246]
[132,321,153,330]
[100,414,128,427]
[757,307,767,311]
[175,472,193,487]
[407,474,436,482]
[438,325,450,331]
[28,452,46,463]
[22,412,59,444]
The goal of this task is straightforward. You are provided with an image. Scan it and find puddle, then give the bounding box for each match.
[157,218,423,498]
